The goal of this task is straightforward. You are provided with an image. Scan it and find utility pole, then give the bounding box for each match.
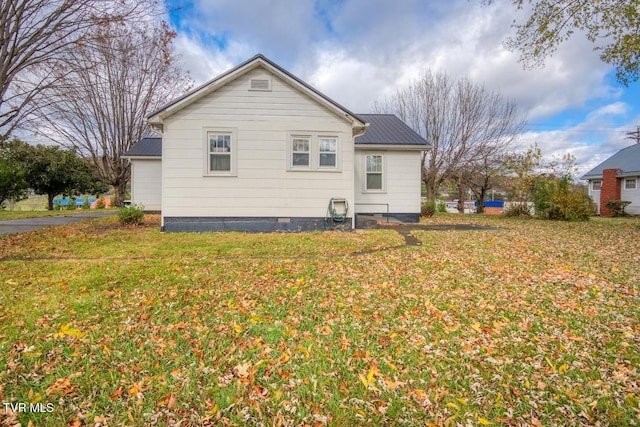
[626,126,640,144]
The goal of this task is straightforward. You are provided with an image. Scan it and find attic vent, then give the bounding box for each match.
[249,78,271,91]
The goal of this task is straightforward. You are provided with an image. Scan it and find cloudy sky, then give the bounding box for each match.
[164,0,640,178]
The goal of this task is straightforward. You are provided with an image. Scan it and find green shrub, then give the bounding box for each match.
[118,204,144,225]
[502,203,531,217]
[533,177,591,221]
[437,201,447,213]
[65,197,76,210]
[421,201,436,218]
[605,200,631,217]
[81,198,90,210]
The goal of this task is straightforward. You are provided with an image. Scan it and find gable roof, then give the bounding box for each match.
[355,114,429,148]
[581,143,640,179]
[147,54,366,131]
[121,137,161,158]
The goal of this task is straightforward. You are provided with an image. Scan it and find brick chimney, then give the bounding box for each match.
[600,168,621,217]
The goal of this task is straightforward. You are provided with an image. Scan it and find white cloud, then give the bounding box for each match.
[165,0,638,174]
[173,33,235,85]
[586,102,629,120]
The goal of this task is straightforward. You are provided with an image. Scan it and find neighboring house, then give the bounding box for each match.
[122,137,162,212]
[123,54,429,232]
[582,143,640,216]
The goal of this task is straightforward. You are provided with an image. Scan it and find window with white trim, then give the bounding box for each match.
[365,154,383,191]
[206,131,235,175]
[625,178,637,190]
[291,136,310,168]
[287,133,340,171]
[592,180,602,191]
[319,137,337,168]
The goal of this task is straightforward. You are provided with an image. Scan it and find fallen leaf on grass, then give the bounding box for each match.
[358,365,380,389]
[234,362,252,379]
[45,377,76,396]
[53,323,84,339]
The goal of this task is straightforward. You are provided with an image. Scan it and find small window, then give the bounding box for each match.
[365,154,383,191]
[291,137,310,167]
[319,137,337,168]
[208,133,231,172]
[625,178,637,190]
[592,180,602,191]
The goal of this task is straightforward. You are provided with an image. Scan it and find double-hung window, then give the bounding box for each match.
[289,134,339,170]
[291,137,310,168]
[208,133,232,172]
[625,178,637,190]
[365,154,383,191]
[319,137,337,168]
[592,180,602,191]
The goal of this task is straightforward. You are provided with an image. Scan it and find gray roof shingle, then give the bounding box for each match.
[581,143,640,179]
[122,137,162,158]
[355,114,429,146]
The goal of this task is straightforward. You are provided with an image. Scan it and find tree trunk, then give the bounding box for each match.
[457,182,465,214]
[476,187,486,214]
[113,180,127,207]
[47,193,55,210]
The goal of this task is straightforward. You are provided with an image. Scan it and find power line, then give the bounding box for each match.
[626,126,640,144]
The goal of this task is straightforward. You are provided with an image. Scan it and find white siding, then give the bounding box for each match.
[130,159,161,211]
[588,185,601,215]
[161,67,355,221]
[354,150,421,214]
[621,176,640,215]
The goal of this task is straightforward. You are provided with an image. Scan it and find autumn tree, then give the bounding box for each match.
[502,144,542,210]
[532,153,593,221]
[0,0,147,140]
[497,0,640,86]
[29,15,191,206]
[6,142,108,210]
[0,140,29,207]
[374,69,525,206]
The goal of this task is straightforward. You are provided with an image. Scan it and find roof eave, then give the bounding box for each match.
[121,155,161,160]
[355,143,429,151]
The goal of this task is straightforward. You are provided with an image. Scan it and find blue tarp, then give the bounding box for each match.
[53,198,97,206]
[484,201,504,208]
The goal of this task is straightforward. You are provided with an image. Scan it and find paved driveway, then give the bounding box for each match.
[0,211,116,236]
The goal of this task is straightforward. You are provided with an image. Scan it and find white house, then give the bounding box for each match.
[123,54,429,231]
[122,137,162,212]
[582,143,640,216]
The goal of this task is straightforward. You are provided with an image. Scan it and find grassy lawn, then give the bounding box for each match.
[0,215,638,425]
[1,195,115,220]
[0,209,114,221]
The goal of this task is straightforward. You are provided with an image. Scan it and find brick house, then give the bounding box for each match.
[582,143,640,216]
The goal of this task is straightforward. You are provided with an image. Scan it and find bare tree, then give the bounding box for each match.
[29,15,191,206]
[0,0,148,140]
[374,69,525,206]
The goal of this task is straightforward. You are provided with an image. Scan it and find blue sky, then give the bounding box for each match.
[164,0,640,177]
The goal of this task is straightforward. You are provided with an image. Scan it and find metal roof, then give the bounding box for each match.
[581,143,640,179]
[123,115,429,158]
[355,114,429,146]
[122,137,162,158]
